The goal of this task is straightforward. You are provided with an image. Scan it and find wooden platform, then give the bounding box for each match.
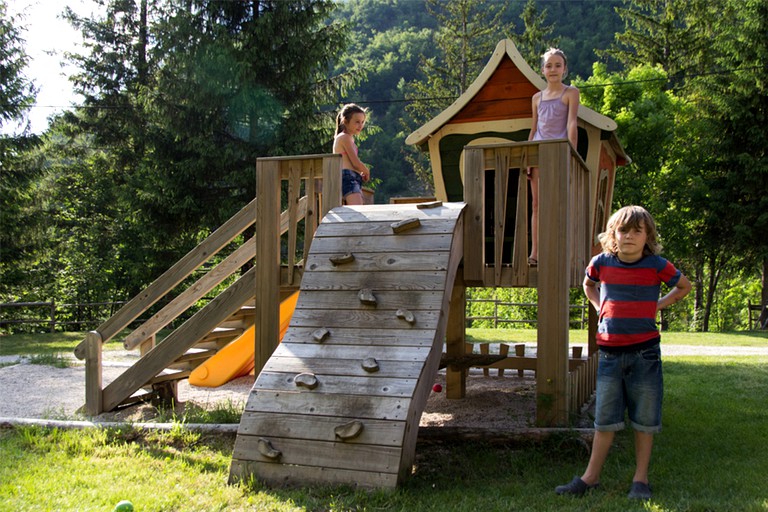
[229,203,465,488]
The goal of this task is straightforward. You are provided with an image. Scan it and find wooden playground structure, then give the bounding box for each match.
[73,40,629,488]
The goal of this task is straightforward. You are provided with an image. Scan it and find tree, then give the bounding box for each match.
[513,0,559,72]
[400,0,511,192]
[0,0,41,298]
[599,0,715,87]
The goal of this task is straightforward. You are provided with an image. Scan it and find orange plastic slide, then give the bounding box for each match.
[189,291,299,388]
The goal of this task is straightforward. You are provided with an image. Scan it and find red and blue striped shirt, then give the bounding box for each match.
[586,253,681,348]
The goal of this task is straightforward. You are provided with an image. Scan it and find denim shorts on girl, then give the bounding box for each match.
[342,169,363,197]
[593,342,663,433]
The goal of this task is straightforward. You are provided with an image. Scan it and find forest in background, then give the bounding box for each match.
[1,0,766,332]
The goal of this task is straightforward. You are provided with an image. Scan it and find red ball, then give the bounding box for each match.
[432,384,442,393]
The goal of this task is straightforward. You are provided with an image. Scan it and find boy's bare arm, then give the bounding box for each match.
[583,276,600,312]
[658,274,692,311]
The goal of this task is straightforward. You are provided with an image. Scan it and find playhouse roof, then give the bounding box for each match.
[405,39,622,150]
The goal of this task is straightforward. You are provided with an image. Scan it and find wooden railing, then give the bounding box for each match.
[462,140,592,425]
[462,140,590,288]
[74,154,342,414]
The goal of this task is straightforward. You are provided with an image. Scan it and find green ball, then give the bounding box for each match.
[114,500,134,512]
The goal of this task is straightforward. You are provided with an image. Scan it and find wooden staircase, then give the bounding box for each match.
[74,154,342,415]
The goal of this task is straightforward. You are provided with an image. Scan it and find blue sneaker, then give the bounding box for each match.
[628,481,652,500]
[555,476,599,496]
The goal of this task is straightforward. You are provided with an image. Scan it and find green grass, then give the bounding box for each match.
[466,328,768,346]
[1,330,767,510]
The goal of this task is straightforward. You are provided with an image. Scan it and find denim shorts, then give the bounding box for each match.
[342,169,363,197]
[594,343,663,433]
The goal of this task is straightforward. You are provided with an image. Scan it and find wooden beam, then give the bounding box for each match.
[536,141,571,426]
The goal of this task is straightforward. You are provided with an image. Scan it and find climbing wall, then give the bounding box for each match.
[229,202,465,488]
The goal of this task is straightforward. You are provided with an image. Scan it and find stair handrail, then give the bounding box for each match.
[74,199,260,360]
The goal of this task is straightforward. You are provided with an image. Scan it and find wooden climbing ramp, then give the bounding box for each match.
[229,202,465,488]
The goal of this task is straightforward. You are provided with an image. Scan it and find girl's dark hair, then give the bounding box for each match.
[335,103,368,134]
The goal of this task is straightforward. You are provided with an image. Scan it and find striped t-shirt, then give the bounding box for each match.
[586,253,681,348]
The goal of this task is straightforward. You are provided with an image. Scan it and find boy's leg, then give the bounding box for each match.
[581,430,615,485]
[633,431,653,484]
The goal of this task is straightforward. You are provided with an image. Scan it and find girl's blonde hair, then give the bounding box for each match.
[598,205,663,256]
[541,47,568,78]
[335,103,368,135]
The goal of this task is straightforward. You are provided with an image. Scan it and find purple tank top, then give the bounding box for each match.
[532,86,569,141]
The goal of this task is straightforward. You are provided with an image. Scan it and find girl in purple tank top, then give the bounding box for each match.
[526,48,580,266]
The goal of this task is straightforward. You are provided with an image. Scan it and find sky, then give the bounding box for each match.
[7,0,97,134]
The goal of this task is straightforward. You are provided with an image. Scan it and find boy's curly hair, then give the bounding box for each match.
[598,205,662,256]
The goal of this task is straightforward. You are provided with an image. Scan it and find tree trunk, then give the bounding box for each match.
[760,258,768,330]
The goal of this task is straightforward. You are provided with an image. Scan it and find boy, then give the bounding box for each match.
[556,205,691,500]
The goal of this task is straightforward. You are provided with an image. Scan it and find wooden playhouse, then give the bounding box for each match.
[75,39,628,490]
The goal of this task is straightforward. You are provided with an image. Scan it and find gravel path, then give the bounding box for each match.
[1,345,766,422]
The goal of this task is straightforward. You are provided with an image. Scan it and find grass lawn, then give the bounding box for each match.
[1,330,767,511]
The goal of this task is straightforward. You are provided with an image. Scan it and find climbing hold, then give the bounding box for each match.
[329,253,355,266]
[361,357,380,373]
[417,200,442,209]
[257,437,281,460]
[334,420,364,440]
[312,327,330,343]
[396,308,415,324]
[294,372,319,390]
[390,217,421,233]
[358,288,377,306]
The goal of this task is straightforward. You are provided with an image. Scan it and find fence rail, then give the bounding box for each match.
[466,298,588,329]
[0,301,132,333]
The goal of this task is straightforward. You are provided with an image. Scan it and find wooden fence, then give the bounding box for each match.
[0,301,136,333]
[465,298,588,329]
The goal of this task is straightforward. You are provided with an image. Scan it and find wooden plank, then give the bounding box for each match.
[305,252,451,273]
[84,331,103,415]
[243,390,410,421]
[286,162,301,285]
[512,164,529,285]
[321,203,464,223]
[494,148,510,286]
[292,290,444,311]
[255,159,281,376]
[272,343,430,362]
[233,436,401,473]
[445,283,466,399]
[313,220,458,237]
[264,356,425,378]
[236,412,405,446]
[299,270,448,292]
[229,459,399,489]
[462,147,485,283]
[321,155,342,217]
[286,309,442,330]
[307,234,454,254]
[536,141,571,426]
[281,326,435,346]
[255,372,418,398]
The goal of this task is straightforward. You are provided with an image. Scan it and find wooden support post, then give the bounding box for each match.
[498,343,509,377]
[84,331,103,416]
[254,159,281,376]
[445,283,466,399]
[536,141,571,426]
[480,343,490,377]
[515,343,526,377]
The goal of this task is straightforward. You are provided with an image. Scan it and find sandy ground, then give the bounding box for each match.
[1,344,766,425]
